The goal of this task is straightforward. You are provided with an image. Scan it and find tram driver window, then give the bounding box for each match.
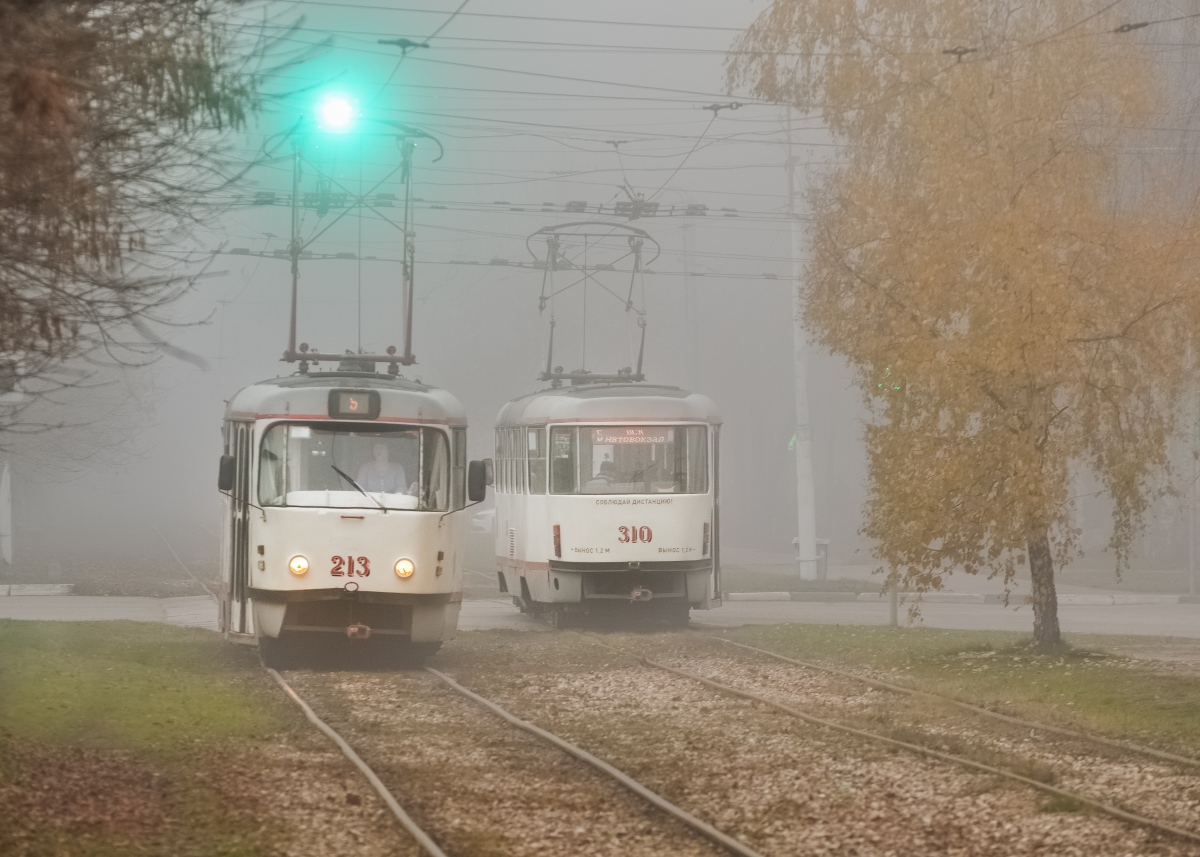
[257,423,452,511]
[548,425,708,495]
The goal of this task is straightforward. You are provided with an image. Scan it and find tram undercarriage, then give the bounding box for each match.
[499,560,712,628]
[224,588,461,664]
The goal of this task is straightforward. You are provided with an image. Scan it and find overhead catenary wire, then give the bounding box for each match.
[370,0,471,101]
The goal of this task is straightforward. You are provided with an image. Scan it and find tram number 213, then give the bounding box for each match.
[331,556,371,577]
[618,526,653,544]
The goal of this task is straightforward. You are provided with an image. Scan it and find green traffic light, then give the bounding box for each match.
[316,94,357,134]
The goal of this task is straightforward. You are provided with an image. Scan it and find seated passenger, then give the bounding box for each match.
[356,441,407,493]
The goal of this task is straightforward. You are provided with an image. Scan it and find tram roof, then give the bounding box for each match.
[225,372,467,426]
[496,383,720,426]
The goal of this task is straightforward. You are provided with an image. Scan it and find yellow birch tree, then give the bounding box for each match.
[730,0,1200,648]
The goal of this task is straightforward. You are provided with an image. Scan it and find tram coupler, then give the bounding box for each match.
[345,623,372,640]
[630,587,654,602]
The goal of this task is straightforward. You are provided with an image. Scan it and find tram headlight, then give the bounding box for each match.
[394,558,415,579]
[288,555,310,576]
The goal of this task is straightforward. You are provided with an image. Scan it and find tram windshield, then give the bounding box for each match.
[548,425,707,495]
[258,423,450,511]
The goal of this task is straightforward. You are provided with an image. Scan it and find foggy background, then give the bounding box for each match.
[7,0,1198,587]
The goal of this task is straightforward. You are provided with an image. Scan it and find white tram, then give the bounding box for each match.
[217,365,488,659]
[493,382,721,626]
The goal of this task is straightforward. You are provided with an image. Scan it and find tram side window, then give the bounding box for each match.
[496,427,527,494]
[422,430,450,511]
[549,425,708,495]
[451,428,466,509]
[495,429,506,493]
[515,427,525,493]
[502,428,511,493]
[527,428,546,494]
[550,426,577,493]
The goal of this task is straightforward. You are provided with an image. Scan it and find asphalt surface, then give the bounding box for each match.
[1,593,1198,639]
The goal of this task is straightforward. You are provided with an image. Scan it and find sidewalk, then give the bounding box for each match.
[0,595,218,630]
[721,547,1198,604]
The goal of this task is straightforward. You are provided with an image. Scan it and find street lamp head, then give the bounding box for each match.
[316,95,356,133]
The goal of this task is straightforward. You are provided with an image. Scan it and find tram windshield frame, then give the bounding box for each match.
[545,424,708,495]
[257,421,451,511]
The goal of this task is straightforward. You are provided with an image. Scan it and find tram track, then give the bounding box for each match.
[577,633,1200,850]
[712,635,1200,771]
[268,668,449,857]
[268,663,762,857]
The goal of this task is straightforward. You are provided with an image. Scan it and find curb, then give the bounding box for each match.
[1,584,75,596]
[725,590,1187,606]
[725,591,859,602]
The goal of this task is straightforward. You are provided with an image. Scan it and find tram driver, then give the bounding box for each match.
[357,440,411,494]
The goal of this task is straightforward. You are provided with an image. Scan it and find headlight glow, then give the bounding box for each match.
[394,558,415,579]
[288,555,310,576]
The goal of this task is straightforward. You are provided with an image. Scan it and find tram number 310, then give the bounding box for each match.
[331,556,371,577]
[618,526,653,544]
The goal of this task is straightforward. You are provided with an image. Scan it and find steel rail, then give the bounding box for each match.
[632,654,1200,847]
[267,668,449,857]
[155,524,218,603]
[424,667,766,857]
[714,637,1200,771]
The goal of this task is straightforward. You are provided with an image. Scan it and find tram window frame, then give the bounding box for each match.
[494,429,501,493]
[516,427,526,493]
[256,421,452,511]
[527,428,546,494]
[451,428,466,509]
[548,424,708,495]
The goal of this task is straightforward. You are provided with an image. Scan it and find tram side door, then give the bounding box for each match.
[711,425,721,603]
[226,421,253,637]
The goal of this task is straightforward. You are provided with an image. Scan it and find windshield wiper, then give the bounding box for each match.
[331,465,387,511]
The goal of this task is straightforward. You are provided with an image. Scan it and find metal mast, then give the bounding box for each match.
[787,106,819,581]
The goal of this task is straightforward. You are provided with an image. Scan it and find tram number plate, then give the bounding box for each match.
[331,556,371,577]
[618,525,653,544]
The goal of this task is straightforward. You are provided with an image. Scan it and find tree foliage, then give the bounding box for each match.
[730,0,1200,647]
[0,0,259,421]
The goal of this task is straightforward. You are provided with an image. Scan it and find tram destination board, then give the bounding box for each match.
[328,389,381,420]
[592,427,671,444]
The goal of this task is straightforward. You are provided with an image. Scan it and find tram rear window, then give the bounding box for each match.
[548,425,707,495]
[258,423,451,511]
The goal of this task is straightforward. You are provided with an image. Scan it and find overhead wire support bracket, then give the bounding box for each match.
[528,222,655,386]
[278,118,444,373]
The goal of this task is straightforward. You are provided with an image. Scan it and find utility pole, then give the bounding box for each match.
[680,218,700,391]
[787,106,819,581]
[1192,386,1198,596]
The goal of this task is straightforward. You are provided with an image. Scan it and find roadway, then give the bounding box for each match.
[1,593,1197,640]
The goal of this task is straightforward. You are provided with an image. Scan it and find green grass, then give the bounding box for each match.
[0,621,283,754]
[712,624,1200,754]
[0,621,297,856]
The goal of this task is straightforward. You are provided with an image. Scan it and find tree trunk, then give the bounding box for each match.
[1027,529,1061,650]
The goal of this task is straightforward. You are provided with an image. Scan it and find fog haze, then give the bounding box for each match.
[15,0,1192,583]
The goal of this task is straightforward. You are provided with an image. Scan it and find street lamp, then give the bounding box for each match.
[316,94,357,134]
